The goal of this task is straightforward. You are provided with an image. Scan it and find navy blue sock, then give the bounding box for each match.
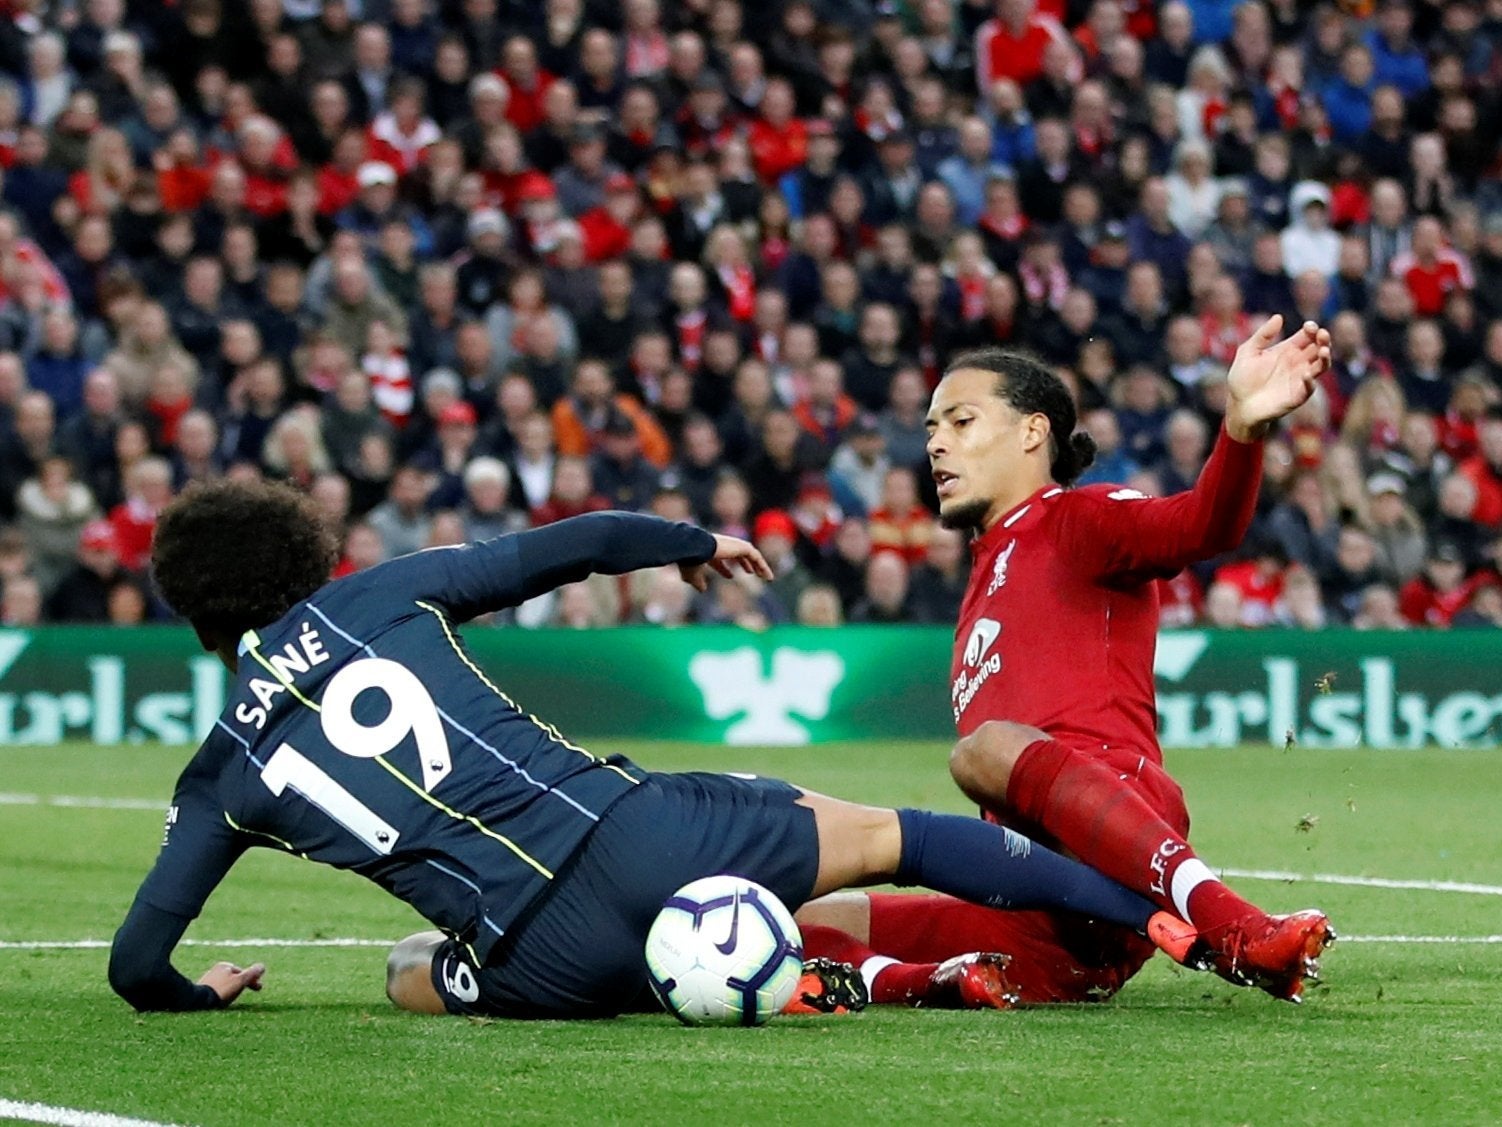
[895,809,1157,932]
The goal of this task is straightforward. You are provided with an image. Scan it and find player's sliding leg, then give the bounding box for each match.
[949,721,1334,1000]
[795,923,1020,1010]
[793,792,1202,970]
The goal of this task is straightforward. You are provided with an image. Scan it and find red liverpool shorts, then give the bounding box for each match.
[870,753,1191,1004]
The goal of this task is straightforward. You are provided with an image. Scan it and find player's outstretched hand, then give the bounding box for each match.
[1224,315,1332,442]
[679,534,774,592]
[199,961,265,1007]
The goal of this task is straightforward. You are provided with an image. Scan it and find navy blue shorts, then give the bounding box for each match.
[430,771,821,1018]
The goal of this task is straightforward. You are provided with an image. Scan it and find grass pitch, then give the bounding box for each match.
[2,740,1501,1126]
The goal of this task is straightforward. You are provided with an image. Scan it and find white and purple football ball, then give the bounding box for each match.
[645,875,804,1026]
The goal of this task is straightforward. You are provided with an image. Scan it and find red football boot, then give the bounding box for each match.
[915,953,1021,1010]
[1206,909,1337,1003]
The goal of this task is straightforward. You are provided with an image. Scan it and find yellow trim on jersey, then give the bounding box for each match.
[370,755,553,879]
[413,600,637,785]
[243,633,322,714]
[249,630,553,880]
[224,810,309,859]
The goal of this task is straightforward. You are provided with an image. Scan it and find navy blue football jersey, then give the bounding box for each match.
[127,514,715,968]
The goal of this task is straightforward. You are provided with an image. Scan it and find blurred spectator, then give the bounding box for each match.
[366,463,433,559]
[1352,584,1409,630]
[909,526,969,624]
[850,549,913,624]
[868,466,935,564]
[16,454,98,595]
[1212,537,1288,626]
[1277,565,1328,629]
[106,455,171,573]
[531,455,608,526]
[0,0,1490,633]
[1400,539,1481,626]
[796,583,844,627]
[1364,473,1428,582]
[46,518,120,622]
[1,573,42,626]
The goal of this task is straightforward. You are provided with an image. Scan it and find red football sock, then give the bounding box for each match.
[1006,737,1265,937]
[799,925,939,1005]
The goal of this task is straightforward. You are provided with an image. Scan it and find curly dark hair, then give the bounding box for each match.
[944,348,1098,486]
[151,478,338,639]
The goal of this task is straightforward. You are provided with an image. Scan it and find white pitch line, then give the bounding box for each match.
[0,794,162,812]
[1343,935,1502,944]
[1220,867,1502,897]
[0,938,391,951]
[0,1098,186,1127]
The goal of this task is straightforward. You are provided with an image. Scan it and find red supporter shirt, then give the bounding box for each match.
[747,118,808,183]
[1399,575,1481,626]
[1212,559,1285,624]
[501,72,556,134]
[951,429,1263,767]
[1458,454,1502,527]
[108,498,158,572]
[1390,249,1473,317]
[975,17,1059,89]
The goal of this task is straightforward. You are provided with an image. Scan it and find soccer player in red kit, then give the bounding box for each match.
[797,317,1336,1009]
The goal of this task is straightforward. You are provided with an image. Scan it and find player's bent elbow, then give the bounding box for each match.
[107,940,150,1010]
[949,720,1044,804]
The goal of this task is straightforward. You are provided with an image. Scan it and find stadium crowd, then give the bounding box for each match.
[0,0,1500,630]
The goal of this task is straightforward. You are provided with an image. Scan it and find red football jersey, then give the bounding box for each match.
[950,429,1264,763]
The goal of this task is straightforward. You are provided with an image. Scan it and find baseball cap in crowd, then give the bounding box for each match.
[753,509,798,543]
[438,401,477,428]
[80,520,117,553]
[1367,473,1407,497]
[1289,180,1332,215]
[356,161,397,189]
[467,208,508,238]
[516,171,556,201]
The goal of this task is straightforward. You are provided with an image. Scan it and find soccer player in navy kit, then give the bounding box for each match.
[109,481,1204,1019]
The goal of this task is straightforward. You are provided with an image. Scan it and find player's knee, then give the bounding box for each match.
[386,931,447,1014]
[949,721,1044,802]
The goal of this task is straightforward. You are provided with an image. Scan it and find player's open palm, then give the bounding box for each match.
[199,960,265,1006]
[1225,315,1332,441]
